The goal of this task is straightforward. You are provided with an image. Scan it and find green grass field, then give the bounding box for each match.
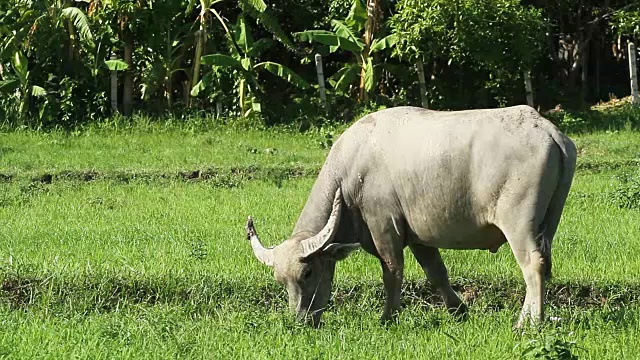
[1,125,639,359]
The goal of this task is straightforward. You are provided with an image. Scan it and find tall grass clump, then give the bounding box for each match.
[609,171,640,210]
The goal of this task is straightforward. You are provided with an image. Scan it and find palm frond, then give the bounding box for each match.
[238,0,294,50]
[370,34,397,54]
[246,38,273,58]
[346,0,367,31]
[238,0,266,13]
[31,85,46,97]
[0,79,20,93]
[295,30,363,54]
[235,15,254,54]
[363,57,374,92]
[201,54,244,69]
[254,61,309,89]
[328,63,360,92]
[62,7,93,43]
[104,59,129,71]
[331,20,364,47]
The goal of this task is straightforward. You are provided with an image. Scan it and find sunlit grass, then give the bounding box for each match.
[1,126,639,358]
[0,128,328,176]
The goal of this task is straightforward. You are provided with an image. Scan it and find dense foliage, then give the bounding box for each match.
[0,0,639,128]
[390,0,546,109]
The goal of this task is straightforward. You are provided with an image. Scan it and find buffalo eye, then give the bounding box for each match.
[302,268,312,280]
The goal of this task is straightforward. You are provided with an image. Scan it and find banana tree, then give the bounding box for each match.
[160,27,188,109]
[194,16,309,118]
[186,0,295,107]
[0,0,93,70]
[134,13,190,109]
[0,51,46,119]
[360,0,382,102]
[57,0,95,64]
[294,0,395,102]
[186,0,221,101]
[90,0,154,116]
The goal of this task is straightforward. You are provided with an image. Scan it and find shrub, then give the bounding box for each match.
[545,100,640,134]
[609,172,640,210]
[517,329,580,360]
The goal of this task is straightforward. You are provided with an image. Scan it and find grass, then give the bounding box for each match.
[1,304,638,359]
[1,125,638,179]
[1,124,640,358]
[1,175,639,283]
[0,128,329,178]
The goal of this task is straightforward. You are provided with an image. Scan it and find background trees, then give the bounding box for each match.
[295,0,396,103]
[0,0,639,128]
[390,0,546,109]
[197,15,310,118]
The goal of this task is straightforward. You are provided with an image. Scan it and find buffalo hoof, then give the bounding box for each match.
[448,303,469,322]
[512,319,543,332]
[379,310,401,326]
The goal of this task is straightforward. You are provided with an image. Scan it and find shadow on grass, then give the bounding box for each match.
[2,272,639,317]
[0,164,318,188]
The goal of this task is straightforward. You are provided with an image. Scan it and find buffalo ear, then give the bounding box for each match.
[320,243,360,261]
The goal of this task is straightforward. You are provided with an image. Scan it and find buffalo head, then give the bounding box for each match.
[244,189,360,327]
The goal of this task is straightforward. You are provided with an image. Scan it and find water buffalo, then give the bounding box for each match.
[245,105,576,328]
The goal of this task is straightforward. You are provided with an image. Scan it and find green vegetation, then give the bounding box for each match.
[0,126,328,178]
[1,119,640,358]
[390,0,545,109]
[1,0,639,128]
[1,0,639,357]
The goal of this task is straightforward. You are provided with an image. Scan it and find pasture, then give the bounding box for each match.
[1,123,639,359]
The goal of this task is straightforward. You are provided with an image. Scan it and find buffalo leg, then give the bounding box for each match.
[409,243,466,316]
[504,229,546,329]
[361,183,406,323]
[377,243,404,323]
[367,218,405,323]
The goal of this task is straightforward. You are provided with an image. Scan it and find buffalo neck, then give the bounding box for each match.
[290,164,342,243]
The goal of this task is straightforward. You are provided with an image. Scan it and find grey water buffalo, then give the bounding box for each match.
[245,105,576,328]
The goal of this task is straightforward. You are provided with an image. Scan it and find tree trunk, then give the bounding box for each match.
[191,14,207,108]
[19,86,30,120]
[64,0,78,75]
[581,45,589,104]
[165,27,173,109]
[216,101,222,118]
[315,53,327,108]
[123,34,134,116]
[358,0,380,103]
[239,79,246,117]
[416,58,428,108]
[183,81,191,107]
[110,53,118,113]
[524,71,534,107]
[629,42,639,105]
[66,19,76,71]
[596,37,601,100]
